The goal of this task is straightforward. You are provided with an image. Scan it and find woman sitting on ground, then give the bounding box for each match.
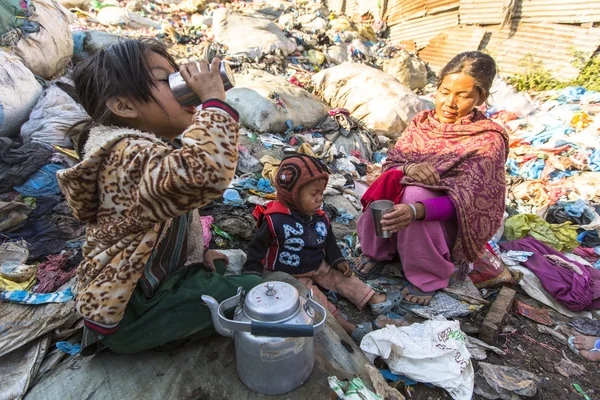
[355,51,509,305]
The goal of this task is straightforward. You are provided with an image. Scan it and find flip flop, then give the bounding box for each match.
[353,255,388,280]
[403,283,436,304]
[568,336,600,359]
[370,289,405,316]
[351,322,374,342]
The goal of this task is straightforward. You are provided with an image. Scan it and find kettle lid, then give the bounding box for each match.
[245,281,300,322]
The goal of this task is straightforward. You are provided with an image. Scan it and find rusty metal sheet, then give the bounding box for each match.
[460,0,600,25]
[388,9,459,49]
[419,25,487,71]
[325,0,345,15]
[344,0,359,20]
[516,0,600,24]
[356,0,383,19]
[383,0,402,25]
[484,23,600,80]
[459,0,504,25]
[384,0,459,25]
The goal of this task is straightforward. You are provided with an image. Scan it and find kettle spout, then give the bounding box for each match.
[201,295,234,337]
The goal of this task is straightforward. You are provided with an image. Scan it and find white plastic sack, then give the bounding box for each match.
[488,76,537,116]
[96,6,161,29]
[12,0,74,79]
[213,9,296,59]
[0,51,43,138]
[312,64,430,138]
[20,85,89,148]
[58,0,91,9]
[361,320,474,400]
[227,69,329,133]
[83,30,121,54]
[325,45,347,65]
[382,50,428,90]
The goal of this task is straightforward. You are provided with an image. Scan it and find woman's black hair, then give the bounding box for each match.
[437,51,496,101]
[69,38,179,157]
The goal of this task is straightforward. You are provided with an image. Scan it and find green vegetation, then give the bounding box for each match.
[507,52,600,92]
[507,54,565,92]
[570,51,600,91]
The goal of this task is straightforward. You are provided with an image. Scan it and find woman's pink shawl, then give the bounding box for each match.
[385,109,509,263]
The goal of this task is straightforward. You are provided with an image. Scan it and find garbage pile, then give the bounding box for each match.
[1,0,600,399]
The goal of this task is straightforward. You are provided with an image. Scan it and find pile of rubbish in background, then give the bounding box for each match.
[1,0,600,399]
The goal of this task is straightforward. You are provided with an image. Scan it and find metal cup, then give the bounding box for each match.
[168,61,235,107]
[370,200,394,239]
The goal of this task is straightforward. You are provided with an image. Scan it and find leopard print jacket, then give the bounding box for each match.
[57,104,239,333]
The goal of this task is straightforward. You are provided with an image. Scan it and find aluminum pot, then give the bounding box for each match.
[202,282,326,395]
[168,61,235,107]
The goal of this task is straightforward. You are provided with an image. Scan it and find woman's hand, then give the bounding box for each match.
[405,162,441,186]
[180,58,226,103]
[380,204,414,233]
[204,249,229,272]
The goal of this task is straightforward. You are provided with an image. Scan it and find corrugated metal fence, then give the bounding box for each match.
[325,0,600,79]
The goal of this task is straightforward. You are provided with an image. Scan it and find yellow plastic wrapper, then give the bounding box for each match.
[504,214,580,252]
[329,17,352,31]
[307,49,326,65]
[570,111,592,130]
[357,26,377,42]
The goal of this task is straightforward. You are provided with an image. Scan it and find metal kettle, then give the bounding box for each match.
[202,281,326,395]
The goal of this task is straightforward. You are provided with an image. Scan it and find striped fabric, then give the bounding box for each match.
[138,211,191,298]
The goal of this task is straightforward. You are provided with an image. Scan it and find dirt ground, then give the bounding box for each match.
[337,283,599,400]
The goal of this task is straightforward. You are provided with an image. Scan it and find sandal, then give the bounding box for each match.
[353,255,388,280]
[370,289,405,316]
[351,322,374,342]
[568,336,600,360]
[403,283,436,305]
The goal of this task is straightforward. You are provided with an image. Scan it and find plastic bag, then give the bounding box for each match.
[382,50,427,90]
[0,51,43,138]
[213,9,296,59]
[312,63,429,139]
[11,0,75,79]
[96,6,160,29]
[307,49,326,65]
[227,69,329,133]
[361,320,474,400]
[21,85,89,149]
[325,45,347,65]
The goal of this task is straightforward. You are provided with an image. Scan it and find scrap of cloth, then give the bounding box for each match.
[500,237,600,311]
[360,169,405,211]
[34,254,76,293]
[385,109,509,263]
[0,138,52,193]
[0,287,74,304]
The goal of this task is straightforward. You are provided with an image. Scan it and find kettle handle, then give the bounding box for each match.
[250,289,327,337]
[307,288,327,334]
[207,286,328,336]
[251,322,315,337]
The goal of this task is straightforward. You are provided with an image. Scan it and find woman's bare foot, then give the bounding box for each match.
[354,256,377,276]
[572,335,600,362]
[402,284,435,306]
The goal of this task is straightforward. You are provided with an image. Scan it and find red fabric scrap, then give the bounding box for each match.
[34,253,76,294]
